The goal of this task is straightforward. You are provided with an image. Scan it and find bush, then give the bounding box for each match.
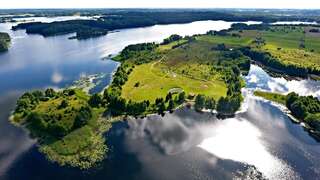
[88,94,102,108]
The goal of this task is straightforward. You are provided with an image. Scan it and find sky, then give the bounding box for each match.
[1,0,320,9]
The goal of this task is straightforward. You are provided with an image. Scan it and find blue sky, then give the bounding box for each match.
[1,0,320,9]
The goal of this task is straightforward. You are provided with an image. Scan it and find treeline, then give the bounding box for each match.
[206,23,270,37]
[118,44,161,65]
[216,66,243,117]
[239,47,320,77]
[0,32,10,52]
[12,20,108,40]
[214,47,250,116]
[12,10,319,40]
[194,95,216,112]
[230,23,270,31]
[161,34,183,45]
[286,92,320,131]
[101,90,186,117]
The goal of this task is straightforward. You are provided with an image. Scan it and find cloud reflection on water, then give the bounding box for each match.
[246,65,320,98]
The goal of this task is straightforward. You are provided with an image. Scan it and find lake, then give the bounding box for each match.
[0,18,319,180]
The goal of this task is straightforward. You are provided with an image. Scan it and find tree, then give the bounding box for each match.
[32,90,44,99]
[232,66,241,76]
[108,97,127,116]
[67,89,76,96]
[45,88,56,98]
[157,102,166,116]
[89,93,102,108]
[195,95,206,111]
[290,100,308,119]
[305,113,320,129]
[155,98,164,105]
[73,106,92,129]
[165,92,172,102]
[216,95,241,116]
[27,112,47,130]
[168,100,175,112]
[178,92,186,103]
[161,34,182,45]
[205,97,216,110]
[58,99,68,109]
[286,92,299,108]
[15,98,31,114]
[215,43,227,51]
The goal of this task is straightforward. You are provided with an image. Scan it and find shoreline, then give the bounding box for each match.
[252,91,320,141]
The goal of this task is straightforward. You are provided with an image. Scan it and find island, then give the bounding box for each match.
[11,23,320,169]
[0,32,10,52]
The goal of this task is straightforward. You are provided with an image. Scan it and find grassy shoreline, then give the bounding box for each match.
[254,90,320,140]
[253,91,287,105]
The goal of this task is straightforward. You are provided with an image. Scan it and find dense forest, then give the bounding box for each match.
[0,32,10,52]
[10,10,320,39]
[286,92,320,130]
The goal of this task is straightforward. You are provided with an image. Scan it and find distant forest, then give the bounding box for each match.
[9,9,320,39]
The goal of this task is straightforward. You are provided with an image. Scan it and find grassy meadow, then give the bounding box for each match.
[254,90,287,105]
[239,26,320,72]
[121,39,233,102]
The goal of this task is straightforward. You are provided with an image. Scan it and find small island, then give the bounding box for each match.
[11,23,320,169]
[11,89,109,169]
[0,32,11,52]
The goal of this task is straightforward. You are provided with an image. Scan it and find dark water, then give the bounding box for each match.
[3,99,320,180]
[0,18,319,180]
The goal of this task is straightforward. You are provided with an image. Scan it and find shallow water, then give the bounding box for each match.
[0,18,319,179]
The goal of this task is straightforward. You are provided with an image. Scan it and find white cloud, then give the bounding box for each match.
[1,0,320,9]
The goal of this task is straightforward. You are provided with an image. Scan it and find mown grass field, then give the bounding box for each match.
[121,39,232,102]
[121,62,227,102]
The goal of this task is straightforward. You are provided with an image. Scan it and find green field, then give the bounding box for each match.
[254,90,286,105]
[121,62,227,102]
[239,26,320,72]
[120,39,235,102]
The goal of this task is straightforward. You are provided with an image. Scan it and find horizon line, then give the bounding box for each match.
[1,7,320,10]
